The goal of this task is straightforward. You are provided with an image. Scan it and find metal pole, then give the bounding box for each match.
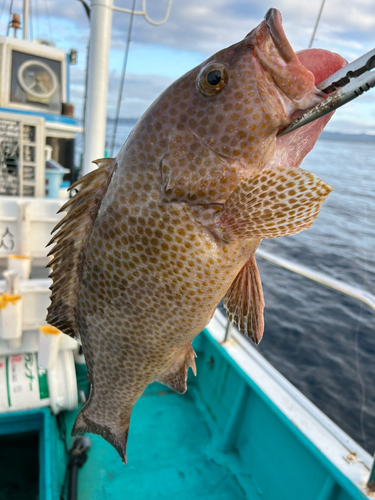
[223,320,232,342]
[82,0,113,175]
[23,0,28,40]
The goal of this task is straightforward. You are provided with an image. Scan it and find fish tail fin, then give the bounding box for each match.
[209,166,332,243]
[72,395,131,464]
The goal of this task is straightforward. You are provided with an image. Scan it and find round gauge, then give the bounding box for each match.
[17,60,57,100]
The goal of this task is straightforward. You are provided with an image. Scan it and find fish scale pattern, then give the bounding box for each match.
[47,7,341,462]
[71,155,255,461]
[211,167,333,241]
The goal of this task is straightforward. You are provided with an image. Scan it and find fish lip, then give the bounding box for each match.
[244,9,296,65]
[264,8,295,63]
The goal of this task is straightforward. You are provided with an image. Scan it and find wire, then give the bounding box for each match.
[5,0,13,36]
[110,0,137,157]
[35,0,40,38]
[29,0,33,40]
[353,305,368,449]
[0,0,7,33]
[43,0,54,44]
[309,0,326,48]
[79,0,90,180]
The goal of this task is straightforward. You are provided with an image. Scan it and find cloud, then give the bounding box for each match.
[4,0,374,132]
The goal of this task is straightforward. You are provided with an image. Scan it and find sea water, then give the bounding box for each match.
[84,123,375,454]
[258,137,375,454]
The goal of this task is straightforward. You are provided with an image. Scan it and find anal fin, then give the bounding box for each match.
[158,345,197,394]
[224,255,265,344]
[208,166,333,243]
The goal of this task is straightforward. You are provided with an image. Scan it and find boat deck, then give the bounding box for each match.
[64,383,248,500]
[0,329,370,499]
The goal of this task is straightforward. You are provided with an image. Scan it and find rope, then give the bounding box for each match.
[110,0,137,157]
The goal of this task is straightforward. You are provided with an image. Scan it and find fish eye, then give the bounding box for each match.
[196,63,229,97]
[207,70,222,86]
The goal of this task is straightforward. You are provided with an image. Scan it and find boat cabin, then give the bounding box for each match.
[0,35,81,197]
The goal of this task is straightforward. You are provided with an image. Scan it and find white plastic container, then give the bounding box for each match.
[0,270,22,349]
[38,325,62,370]
[0,349,78,414]
[7,255,31,279]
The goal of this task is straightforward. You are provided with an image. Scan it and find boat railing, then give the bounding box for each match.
[224,248,375,343]
[256,248,375,312]
[221,248,375,490]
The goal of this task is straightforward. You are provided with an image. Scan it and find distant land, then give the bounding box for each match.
[107,118,375,142]
[107,117,138,126]
[320,131,375,142]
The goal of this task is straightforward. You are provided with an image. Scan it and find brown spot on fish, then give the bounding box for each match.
[47,8,345,462]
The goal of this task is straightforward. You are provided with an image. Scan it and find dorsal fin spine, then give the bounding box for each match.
[47,158,117,341]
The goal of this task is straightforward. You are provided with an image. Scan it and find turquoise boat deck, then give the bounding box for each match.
[66,385,247,500]
[0,329,370,499]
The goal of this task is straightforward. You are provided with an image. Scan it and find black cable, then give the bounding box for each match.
[77,0,90,180]
[110,0,137,157]
[57,412,70,500]
[77,0,90,20]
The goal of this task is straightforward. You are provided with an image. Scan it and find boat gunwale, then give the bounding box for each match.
[206,310,373,498]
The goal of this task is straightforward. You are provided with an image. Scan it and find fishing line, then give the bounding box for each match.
[35,0,40,38]
[353,151,371,451]
[309,0,326,48]
[43,0,54,44]
[354,304,367,449]
[5,0,13,36]
[29,0,33,40]
[0,0,7,33]
[110,0,137,157]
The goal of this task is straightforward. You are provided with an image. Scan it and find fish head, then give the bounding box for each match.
[150,8,345,193]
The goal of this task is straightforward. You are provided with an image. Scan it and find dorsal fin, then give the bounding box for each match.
[46,158,117,341]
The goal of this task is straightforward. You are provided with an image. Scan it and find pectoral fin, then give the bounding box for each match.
[158,345,197,394]
[208,166,332,242]
[224,255,265,344]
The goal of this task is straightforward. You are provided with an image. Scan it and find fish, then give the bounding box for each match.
[47,8,347,462]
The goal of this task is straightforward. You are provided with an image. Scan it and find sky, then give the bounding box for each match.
[1,0,375,136]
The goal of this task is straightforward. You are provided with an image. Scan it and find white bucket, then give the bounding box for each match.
[0,350,78,414]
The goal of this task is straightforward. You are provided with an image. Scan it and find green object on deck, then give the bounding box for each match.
[0,330,368,499]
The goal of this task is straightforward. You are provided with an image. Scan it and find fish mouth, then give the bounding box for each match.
[264,8,295,64]
[245,8,296,66]
[247,8,346,119]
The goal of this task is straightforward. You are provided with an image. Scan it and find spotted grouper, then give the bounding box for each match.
[47,8,346,462]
